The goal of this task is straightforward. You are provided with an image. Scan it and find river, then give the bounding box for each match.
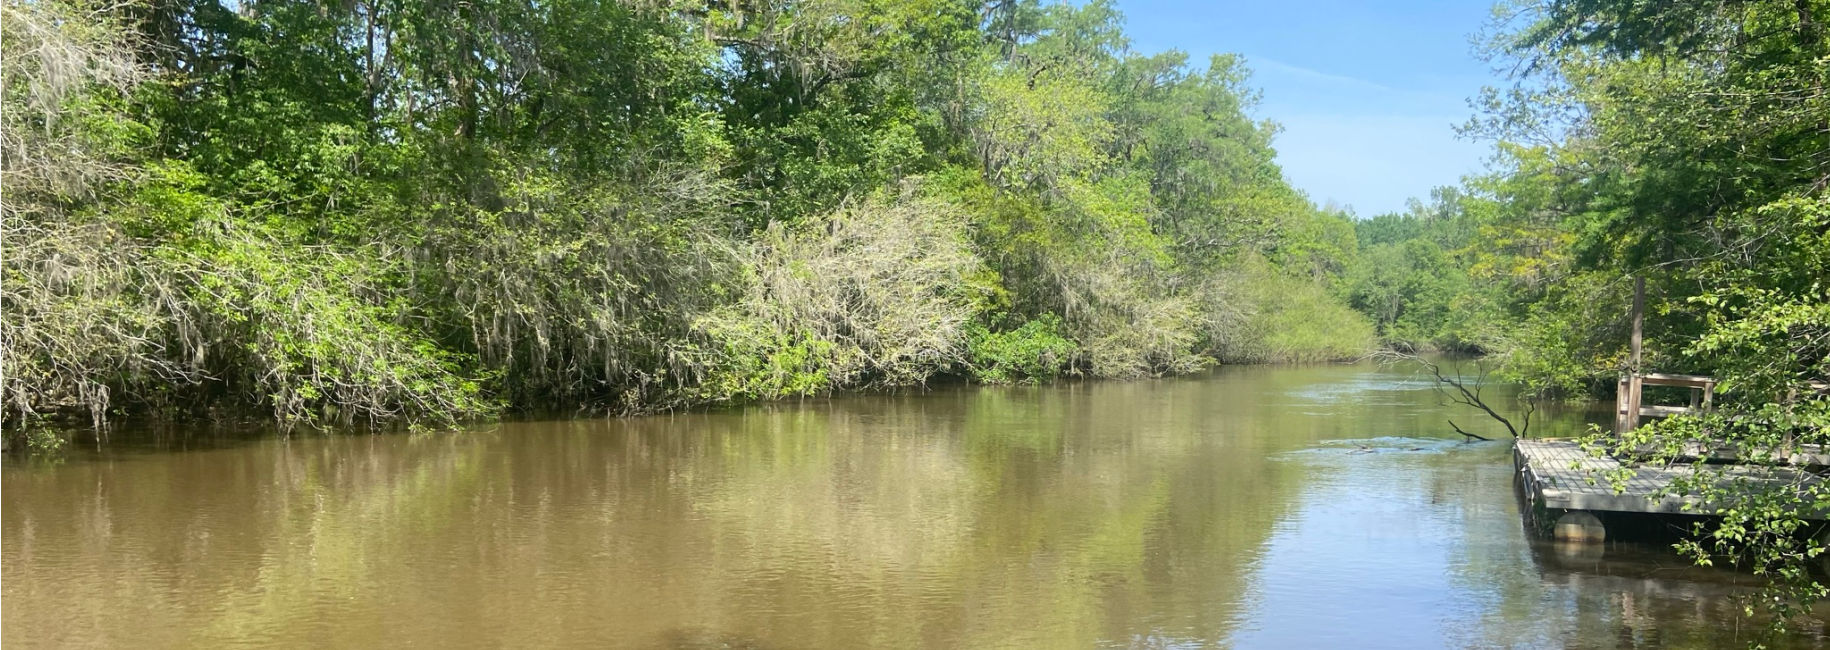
[3,361,1822,647]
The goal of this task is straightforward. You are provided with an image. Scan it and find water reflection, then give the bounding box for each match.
[3,362,1823,647]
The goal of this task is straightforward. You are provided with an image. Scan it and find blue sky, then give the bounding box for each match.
[1117,0,1504,217]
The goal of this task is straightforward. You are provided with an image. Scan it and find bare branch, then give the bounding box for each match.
[1374,348,1531,438]
[1448,419,1493,441]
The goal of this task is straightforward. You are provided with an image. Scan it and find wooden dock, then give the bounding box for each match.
[1515,372,1830,542]
[1515,278,1830,541]
[1514,439,1826,540]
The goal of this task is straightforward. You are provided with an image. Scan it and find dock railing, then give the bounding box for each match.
[1613,372,1717,434]
[1612,372,1830,465]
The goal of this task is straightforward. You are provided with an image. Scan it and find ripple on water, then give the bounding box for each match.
[1283,376,1442,402]
[1275,436,1481,460]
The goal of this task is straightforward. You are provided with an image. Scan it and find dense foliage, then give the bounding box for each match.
[11,0,1830,636]
[0,0,1380,446]
[1348,0,1830,636]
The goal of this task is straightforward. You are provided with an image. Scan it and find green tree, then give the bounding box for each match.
[1,0,1381,444]
[1460,0,1830,637]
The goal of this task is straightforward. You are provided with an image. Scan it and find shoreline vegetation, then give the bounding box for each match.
[5,0,1829,640]
[2,0,1821,449]
[5,0,1386,450]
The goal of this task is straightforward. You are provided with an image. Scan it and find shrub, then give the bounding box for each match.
[417,164,736,412]
[1048,249,1209,378]
[1198,258,1378,363]
[176,224,496,426]
[1,204,496,432]
[966,315,1079,383]
[1,216,198,428]
[695,192,987,400]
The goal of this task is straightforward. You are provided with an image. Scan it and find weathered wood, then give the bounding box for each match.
[1630,276,1644,372]
[1639,373,1717,389]
[1515,439,1825,518]
[1615,376,1632,435]
[1626,373,1643,431]
[1639,441,1830,468]
[1616,372,1725,432]
[1639,404,1695,418]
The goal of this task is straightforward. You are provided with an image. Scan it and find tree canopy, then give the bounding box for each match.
[1,0,1377,445]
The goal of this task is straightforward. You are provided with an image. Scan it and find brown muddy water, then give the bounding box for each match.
[4,362,1826,648]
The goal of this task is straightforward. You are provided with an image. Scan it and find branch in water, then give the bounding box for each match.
[1372,349,1529,439]
[1447,419,1492,441]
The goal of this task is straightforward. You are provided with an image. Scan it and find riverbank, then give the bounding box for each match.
[9,348,1385,455]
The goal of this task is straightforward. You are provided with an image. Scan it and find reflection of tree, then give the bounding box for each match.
[676,377,1323,647]
[11,362,1771,648]
[0,433,495,646]
[0,376,1324,648]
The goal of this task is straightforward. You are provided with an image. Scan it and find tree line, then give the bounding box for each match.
[10,0,1830,635]
[2,0,1380,446]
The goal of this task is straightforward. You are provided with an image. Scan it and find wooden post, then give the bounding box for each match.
[1626,374,1643,432]
[1616,375,1631,434]
[1617,276,1647,434]
[1630,275,1644,373]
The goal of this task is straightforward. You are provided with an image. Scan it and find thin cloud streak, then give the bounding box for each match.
[1251,57,1407,96]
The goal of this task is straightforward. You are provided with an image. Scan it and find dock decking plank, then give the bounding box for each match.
[1515,439,1824,517]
